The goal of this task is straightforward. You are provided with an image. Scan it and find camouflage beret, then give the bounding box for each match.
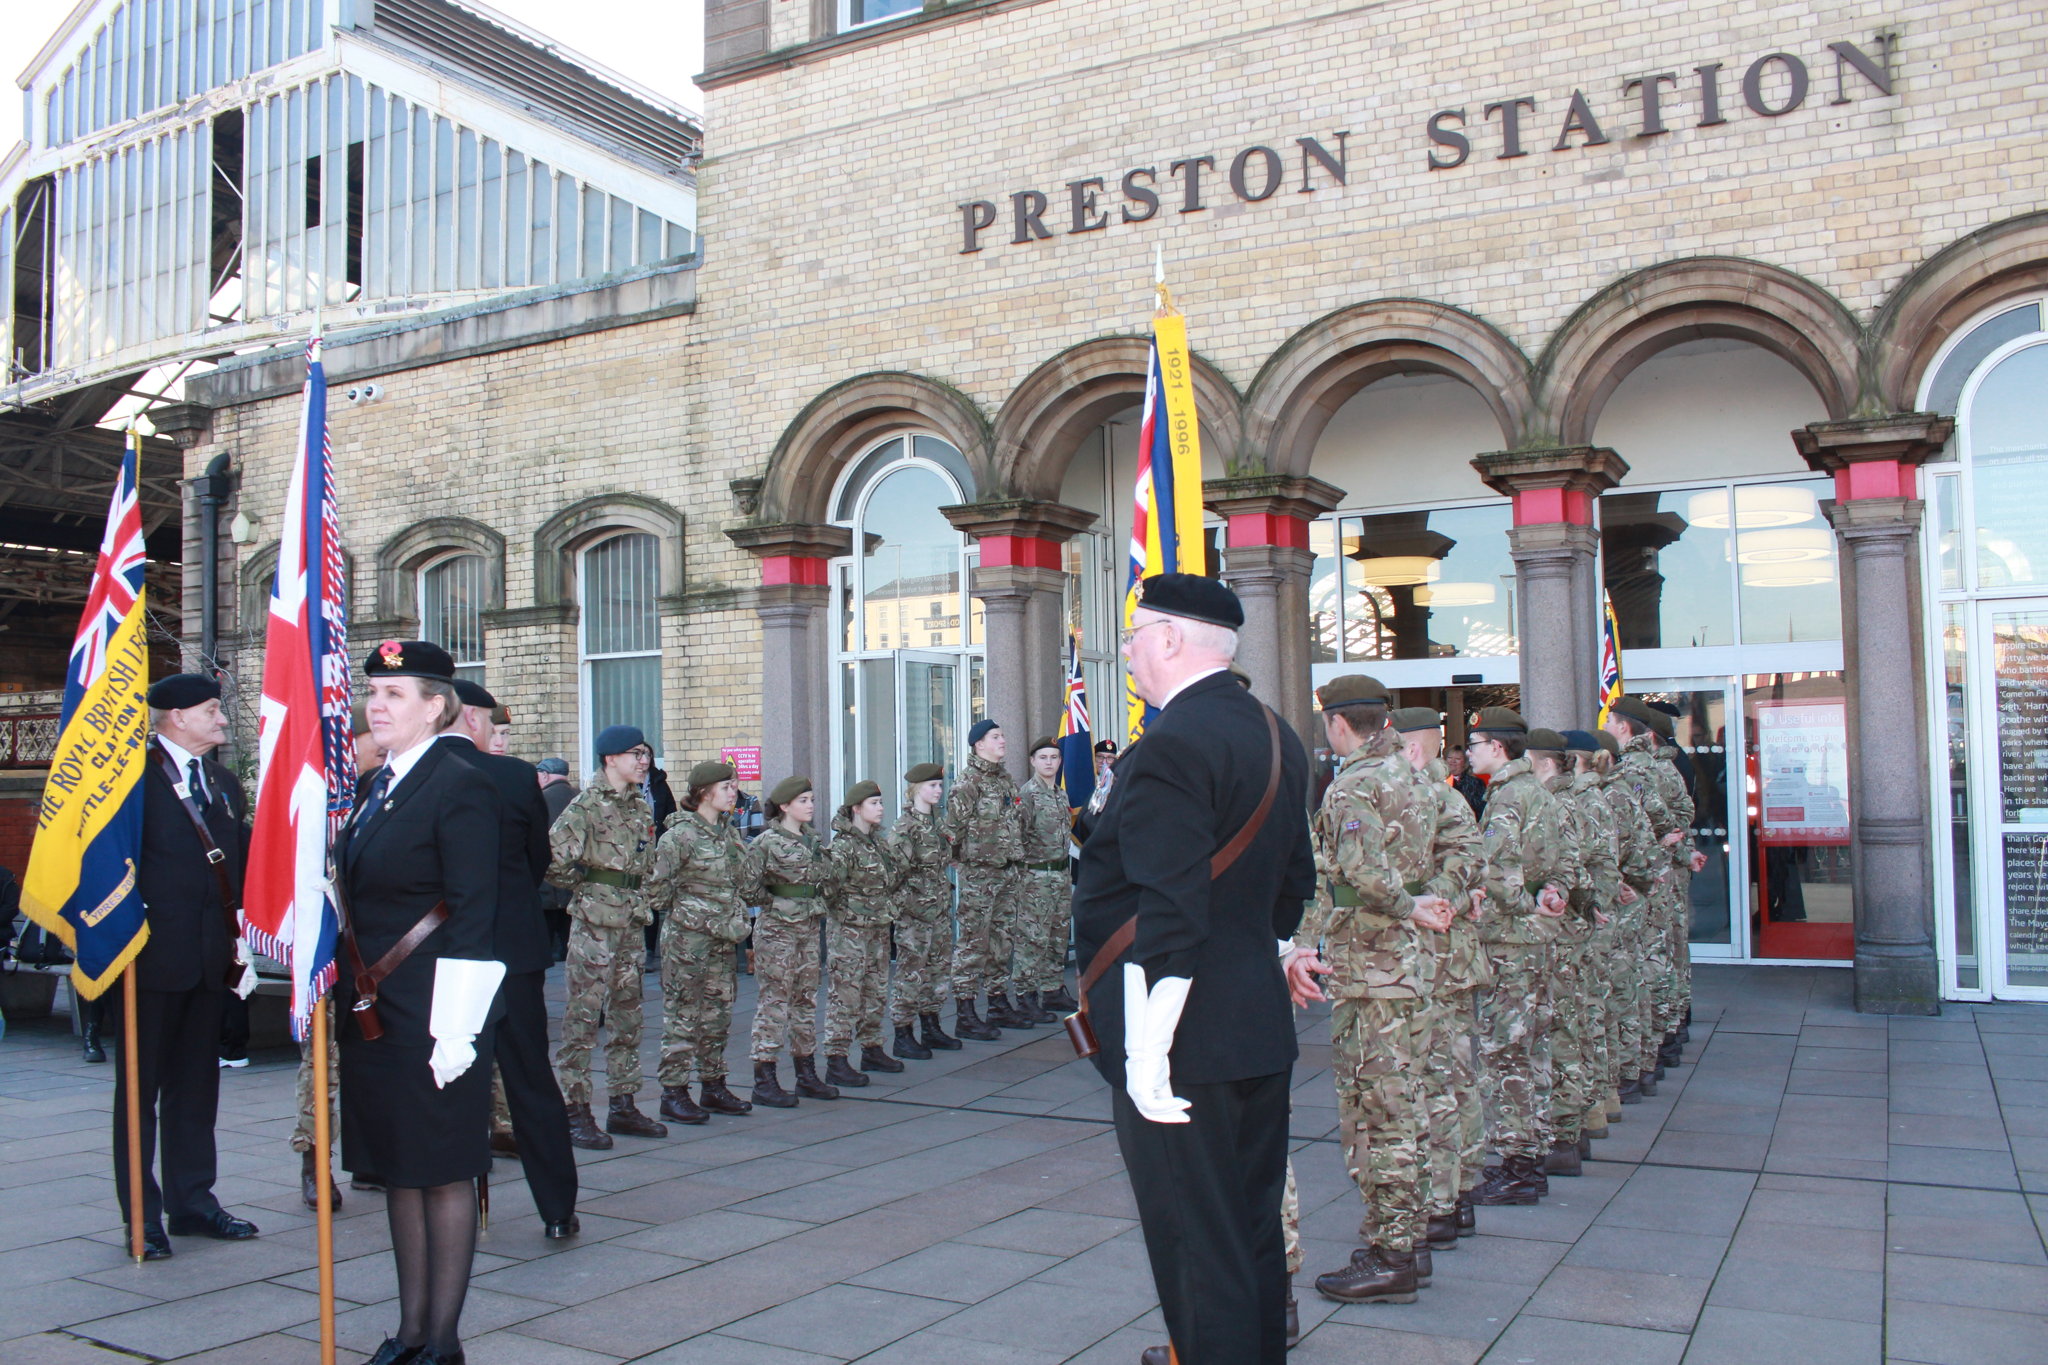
[1388,706,1443,733]
[1525,728,1569,753]
[843,779,882,807]
[768,775,813,807]
[687,760,736,788]
[1317,674,1391,710]
[1469,706,1526,735]
[904,762,945,785]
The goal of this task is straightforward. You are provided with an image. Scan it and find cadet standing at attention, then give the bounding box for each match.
[1587,730,1658,1135]
[945,720,1029,1036]
[648,760,761,1126]
[822,779,903,1088]
[1287,675,1454,1306]
[888,763,961,1058]
[1527,728,1608,1180]
[1017,738,1073,1021]
[749,777,841,1107]
[1604,697,1684,1098]
[548,725,666,1149]
[1649,705,1704,1069]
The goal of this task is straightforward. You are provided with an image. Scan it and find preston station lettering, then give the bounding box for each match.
[956,33,1897,254]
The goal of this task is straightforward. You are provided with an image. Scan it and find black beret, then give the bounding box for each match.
[147,673,220,709]
[1469,706,1527,735]
[1609,696,1661,732]
[593,724,648,758]
[1138,572,1243,629]
[768,775,813,807]
[904,762,945,784]
[364,639,456,681]
[1317,674,1391,710]
[1028,736,1059,756]
[453,678,498,709]
[968,719,1000,747]
[1093,739,1118,756]
[1389,706,1443,733]
[1525,728,1569,753]
[844,779,882,807]
[688,761,735,788]
[1562,729,1600,753]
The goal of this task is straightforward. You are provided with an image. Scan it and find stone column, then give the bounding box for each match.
[1472,447,1629,730]
[1204,474,1345,746]
[726,522,852,792]
[943,500,1098,780]
[1794,414,1954,1016]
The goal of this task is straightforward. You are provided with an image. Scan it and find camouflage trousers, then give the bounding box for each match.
[1014,867,1071,993]
[491,1065,512,1135]
[1282,1157,1302,1275]
[556,919,647,1104]
[659,925,738,1087]
[823,919,891,1055]
[1605,907,1647,1087]
[289,997,339,1154]
[1578,927,1618,1126]
[750,915,823,1061]
[1422,987,1485,1214]
[1547,941,1595,1143]
[891,913,952,1026]
[1332,995,1434,1251]
[949,864,1017,998]
[1654,870,1693,1033]
[1477,943,1554,1162]
[1636,886,1677,1073]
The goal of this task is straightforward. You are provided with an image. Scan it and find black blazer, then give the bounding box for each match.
[1072,671,1316,1088]
[136,741,249,993]
[452,742,554,976]
[338,737,502,1045]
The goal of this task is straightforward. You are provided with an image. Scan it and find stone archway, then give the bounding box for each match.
[1868,211,2048,411]
[757,372,991,526]
[1539,257,1861,444]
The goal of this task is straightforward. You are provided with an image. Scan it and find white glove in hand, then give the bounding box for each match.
[428,958,506,1089]
[1122,963,1193,1124]
[232,938,259,999]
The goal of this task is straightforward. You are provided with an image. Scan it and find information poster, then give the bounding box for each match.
[720,746,763,782]
[1992,614,2048,822]
[1755,700,1851,846]
[2002,833,2048,959]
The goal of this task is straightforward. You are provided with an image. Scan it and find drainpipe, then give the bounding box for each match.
[195,452,232,673]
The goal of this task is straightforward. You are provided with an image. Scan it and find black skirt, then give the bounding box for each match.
[339,1023,496,1188]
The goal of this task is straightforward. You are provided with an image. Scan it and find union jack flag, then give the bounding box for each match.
[1057,631,1095,815]
[243,339,355,1040]
[67,433,147,704]
[1597,593,1625,727]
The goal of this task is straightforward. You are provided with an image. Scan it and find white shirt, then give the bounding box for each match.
[1158,665,1230,711]
[153,732,210,801]
[380,729,461,791]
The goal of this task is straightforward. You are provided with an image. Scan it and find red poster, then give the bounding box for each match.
[721,746,763,782]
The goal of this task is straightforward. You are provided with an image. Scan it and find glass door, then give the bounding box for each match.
[1975,600,2048,999]
[841,651,962,824]
[1630,678,1741,960]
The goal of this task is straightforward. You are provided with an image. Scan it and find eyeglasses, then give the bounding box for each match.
[1120,619,1172,647]
[624,747,653,761]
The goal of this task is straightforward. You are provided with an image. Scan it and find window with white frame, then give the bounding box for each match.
[838,0,922,32]
[579,531,663,766]
[418,552,488,684]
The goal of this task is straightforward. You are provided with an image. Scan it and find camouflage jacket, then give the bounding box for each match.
[943,753,1023,869]
[1302,727,1438,1000]
[1560,771,1622,938]
[825,811,900,927]
[1617,736,1686,874]
[887,806,954,920]
[546,783,657,929]
[1599,765,1664,901]
[1422,758,1490,992]
[754,821,835,925]
[1476,758,1579,946]
[1656,742,1697,870]
[1018,776,1071,865]
[649,808,758,944]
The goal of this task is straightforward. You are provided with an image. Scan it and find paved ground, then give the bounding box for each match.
[3,963,2047,1364]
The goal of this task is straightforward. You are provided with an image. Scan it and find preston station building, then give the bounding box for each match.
[4,0,2046,1015]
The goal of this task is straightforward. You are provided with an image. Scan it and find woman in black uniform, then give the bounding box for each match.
[343,641,505,1365]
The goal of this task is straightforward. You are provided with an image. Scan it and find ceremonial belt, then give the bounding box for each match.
[339,898,448,1043]
[148,741,244,988]
[1023,858,1069,872]
[583,867,643,890]
[1068,705,1283,1060]
[766,882,818,899]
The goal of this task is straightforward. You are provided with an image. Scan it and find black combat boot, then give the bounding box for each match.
[823,1053,869,1088]
[699,1076,752,1115]
[82,1008,106,1063]
[300,1151,342,1211]
[793,1054,840,1100]
[659,1085,709,1125]
[893,1024,933,1060]
[564,1102,614,1150]
[861,1043,905,1074]
[1658,1033,1685,1069]
[606,1093,668,1138]
[921,1012,963,1050]
[1314,1245,1419,1304]
[1426,1213,1460,1250]
[1619,1074,1644,1104]
[1543,1137,1583,1177]
[750,1060,797,1109]
[1409,1243,1433,1284]
[953,997,1000,1041]
[1639,1072,1659,1097]
[1469,1154,1544,1206]
[1578,1133,1594,1159]
[985,991,1030,1029]
[1455,1192,1477,1236]
[1044,984,1078,1014]
[1285,1289,1300,1348]
[1015,990,1057,1024]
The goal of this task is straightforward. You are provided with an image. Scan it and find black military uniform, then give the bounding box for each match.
[118,673,257,1258]
[1071,574,1316,1365]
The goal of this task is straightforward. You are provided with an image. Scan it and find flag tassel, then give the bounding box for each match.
[123,969,144,1264]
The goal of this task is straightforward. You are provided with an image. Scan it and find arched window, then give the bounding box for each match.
[579,531,662,766]
[418,552,487,683]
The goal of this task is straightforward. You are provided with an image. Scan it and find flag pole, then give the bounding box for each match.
[312,997,336,1365]
[122,969,144,1263]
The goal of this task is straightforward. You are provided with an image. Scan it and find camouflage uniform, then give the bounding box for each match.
[1618,735,1683,1076]
[944,753,1023,999]
[1600,763,1664,1103]
[1549,769,1619,1144]
[1016,774,1072,994]
[548,783,657,1105]
[1474,757,1580,1162]
[1654,741,1698,1040]
[749,822,835,1061]
[289,997,339,1155]
[822,811,900,1055]
[1414,761,1487,1215]
[1299,725,1440,1255]
[1282,1158,1303,1276]
[887,805,954,1026]
[649,807,759,1087]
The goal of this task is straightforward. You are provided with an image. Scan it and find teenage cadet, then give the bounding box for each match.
[1527,729,1607,1180]
[888,763,960,1057]
[945,720,1027,1035]
[1017,738,1072,1020]
[822,779,903,1086]
[750,777,840,1107]
[1588,730,1660,1136]
[1604,697,1686,1097]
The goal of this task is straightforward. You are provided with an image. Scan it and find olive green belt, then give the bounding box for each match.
[1330,880,1427,907]
[1023,859,1068,872]
[583,868,643,890]
[767,882,818,899]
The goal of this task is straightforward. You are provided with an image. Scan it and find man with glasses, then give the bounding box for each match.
[548,726,667,1148]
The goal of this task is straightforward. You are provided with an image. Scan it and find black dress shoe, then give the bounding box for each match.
[166,1209,259,1239]
[366,1338,420,1365]
[413,1348,465,1365]
[140,1226,173,1261]
[543,1216,581,1241]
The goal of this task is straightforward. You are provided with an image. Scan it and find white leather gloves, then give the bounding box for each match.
[1122,963,1192,1124]
[232,938,258,999]
[428,958,506,1089]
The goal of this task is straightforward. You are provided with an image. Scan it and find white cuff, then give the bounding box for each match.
[428,958,506,1089]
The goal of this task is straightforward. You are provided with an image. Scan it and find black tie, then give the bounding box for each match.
[361,766,392,822]
[186,757,210,809]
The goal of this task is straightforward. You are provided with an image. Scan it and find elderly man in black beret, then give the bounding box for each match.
[1072,573,1317,1364]
[116,673,259,1260]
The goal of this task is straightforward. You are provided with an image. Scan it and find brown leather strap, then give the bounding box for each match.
[348,900,448,1000]
[149,741,240,963]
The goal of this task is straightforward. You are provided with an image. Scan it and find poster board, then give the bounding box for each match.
[720,746,763,782]
[1754,699,1851,846]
